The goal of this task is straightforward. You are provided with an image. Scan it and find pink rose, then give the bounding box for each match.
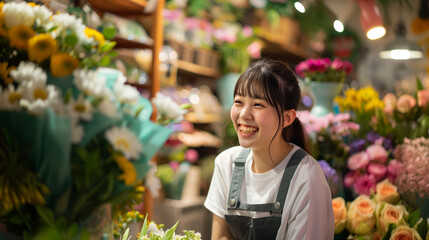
[354,174,377,196]
[295,61,309,78]
[247,41,262,59]
[417,89,429,108]
[242,26,253,37]
[331,58,345,71]
[387,159,403,183]
[383,93,397,115]
[185,149,199,163]
[367,163,387,181]
[169,161,180,171]
[396,94,416,114]
[347,152,370,171]
[307,58,330,72]
[344,171,360,188]
[366,144,388,163]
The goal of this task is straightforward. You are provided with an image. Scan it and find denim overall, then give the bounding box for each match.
[225,148,307,240]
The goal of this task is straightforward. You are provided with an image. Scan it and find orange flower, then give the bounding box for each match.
[332,197,347,234]
[8,25,35,50]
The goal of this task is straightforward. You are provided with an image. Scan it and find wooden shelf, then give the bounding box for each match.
[177,60,221,79]
[87,0,148,16]
[114,37,153,49]
[261,37,310,63]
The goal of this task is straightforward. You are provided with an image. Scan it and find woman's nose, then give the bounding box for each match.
[239,105,253,120]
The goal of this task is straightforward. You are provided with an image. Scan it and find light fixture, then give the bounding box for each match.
[333,20,344,33]
[379,20,423,60]
[356,0,386,40]
[294,1,306,13]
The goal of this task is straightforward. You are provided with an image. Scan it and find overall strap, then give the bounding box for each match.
[271,148,307,215]
[227,148,251,209]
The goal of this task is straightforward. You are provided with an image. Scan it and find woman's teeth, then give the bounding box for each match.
[240,126,258,134]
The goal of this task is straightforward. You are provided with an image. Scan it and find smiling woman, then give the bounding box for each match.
[204,58,335,240]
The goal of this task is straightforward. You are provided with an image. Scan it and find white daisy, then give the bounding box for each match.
[114,75,140,105]
[32,5,53,28]
[73,69,108,98]
[10,62,47,84]
[67,94,93,121]
[152,92,186,123]
[20,83,60,116]
[98,98,118,118]
[105,126,143,160]
[0,84,23,111]
[2,2,36,29]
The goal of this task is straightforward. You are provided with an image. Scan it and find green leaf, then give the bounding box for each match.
[381,223,396,240]
[100,55,111,66]
[160,221,178,240]
[35,206,56,227]
[109,51,119,58]
[102,25,117,39]
[65,33,78,47]
[139,214,149,239]
[416,217,428,239]
[100,41,116,52]
[416,76,424,91]
[408,209,421,227]
[122,228,130,240]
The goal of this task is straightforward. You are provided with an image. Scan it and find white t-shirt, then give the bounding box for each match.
[204,145,335,240]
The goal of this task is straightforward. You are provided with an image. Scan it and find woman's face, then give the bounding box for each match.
[230,95,282,150]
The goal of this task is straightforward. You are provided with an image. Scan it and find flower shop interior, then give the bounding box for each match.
[1,0,429,239]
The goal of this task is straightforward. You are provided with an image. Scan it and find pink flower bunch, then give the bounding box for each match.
[344,143,402,196]
[394,137,429,197]
[298,111,359,138]
[294,58,353,82]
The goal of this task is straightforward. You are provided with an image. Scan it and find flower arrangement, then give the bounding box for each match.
[335,86,388,136]
[294,57,353,82]
[333,180,429,240]
[213,23,263,74]
[393,137,429,213]
[0,2,186,238]
[298,111,360,172]
[119,214,201,240]
[343,131,399,196]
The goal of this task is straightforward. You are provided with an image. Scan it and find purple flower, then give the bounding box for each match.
[354,174,377,196]
[318,160,338,181]
[350,139,366,153]
[366,131,382,144]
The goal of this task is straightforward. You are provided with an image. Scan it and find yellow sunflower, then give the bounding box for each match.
[50,53,79,77]
[84,27,105,46]
[8,25,36,50]
[0,62,16,85]
[114,155,137,186]
[28,34,58,63]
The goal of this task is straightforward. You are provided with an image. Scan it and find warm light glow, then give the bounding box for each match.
[189,94,200,104]
[334,20,344,33]
[380,49,423,60]
[367,26,386,40]
[294,2,305,13]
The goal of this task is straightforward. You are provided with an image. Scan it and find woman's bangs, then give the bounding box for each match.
[235,71,272,104]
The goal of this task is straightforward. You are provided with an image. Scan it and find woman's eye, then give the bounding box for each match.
[254,103,264,107]
[234,100,242,104]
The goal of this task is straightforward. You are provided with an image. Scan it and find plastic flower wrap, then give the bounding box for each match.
[294,57,353,82]
[0,2,177,238]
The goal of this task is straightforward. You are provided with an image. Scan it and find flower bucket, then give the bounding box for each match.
[310,81,343,117]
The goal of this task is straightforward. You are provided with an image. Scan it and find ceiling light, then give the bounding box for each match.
[294,1,306,13]
[379,20,423,60]
[333,20,344,32]
[356,0,386,40]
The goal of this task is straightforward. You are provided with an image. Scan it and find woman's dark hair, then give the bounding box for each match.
[233,58,311,153]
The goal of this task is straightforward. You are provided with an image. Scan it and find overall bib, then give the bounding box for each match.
[225,148,307,240]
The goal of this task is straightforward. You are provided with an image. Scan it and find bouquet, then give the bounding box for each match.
[333,180,429,240]
[294,57,353,82]
[0,2,182,238]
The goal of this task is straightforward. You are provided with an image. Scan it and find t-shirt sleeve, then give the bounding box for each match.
[283,157,335,240]
[204,150,232,218]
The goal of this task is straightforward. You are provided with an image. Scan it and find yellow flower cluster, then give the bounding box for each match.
[335,87,384,114]
[114,155,137,186]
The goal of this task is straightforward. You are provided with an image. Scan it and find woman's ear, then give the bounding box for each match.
[283,109,296,128]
